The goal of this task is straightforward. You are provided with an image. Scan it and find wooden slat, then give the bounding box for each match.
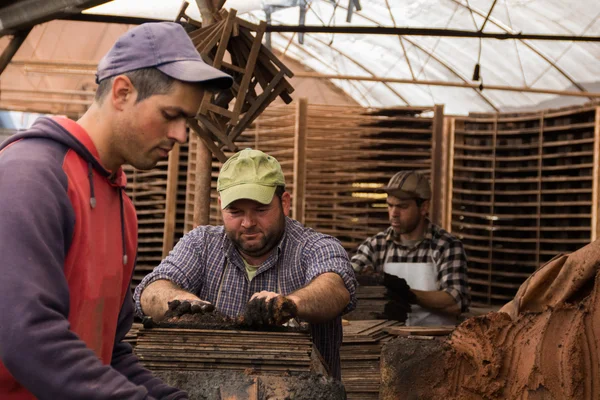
[452,104,599,305]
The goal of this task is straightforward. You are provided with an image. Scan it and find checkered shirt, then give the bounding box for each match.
[351,222,470,312]
[134,217,357,379]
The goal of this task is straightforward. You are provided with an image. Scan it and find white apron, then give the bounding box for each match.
[384,262,458,326]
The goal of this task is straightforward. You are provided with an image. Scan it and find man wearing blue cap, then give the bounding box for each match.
[0,23,232,399]
[135,149,357,380]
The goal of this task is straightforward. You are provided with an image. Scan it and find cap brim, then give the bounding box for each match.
[219,184,277,209]
[380,188,420,199]
[158,60,233,90]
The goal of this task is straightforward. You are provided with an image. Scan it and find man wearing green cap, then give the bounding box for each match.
[134,149,357,379]
[352,170,470,326]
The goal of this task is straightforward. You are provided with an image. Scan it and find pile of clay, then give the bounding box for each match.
[381,239,600,399]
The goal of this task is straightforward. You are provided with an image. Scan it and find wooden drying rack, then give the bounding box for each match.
[175,1,294,163]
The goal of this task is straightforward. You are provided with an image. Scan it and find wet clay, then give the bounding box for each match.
[381,239,600,399]
[154,307,308,333]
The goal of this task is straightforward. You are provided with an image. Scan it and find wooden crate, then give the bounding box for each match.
[448,104,600,306]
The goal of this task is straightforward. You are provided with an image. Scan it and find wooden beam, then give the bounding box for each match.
[194,138,213,227]
[1,87,95,97]
[60,14,600,42]
[196,0,219,25]
[293,72,600,98]
[0,0,111,36]
[445,117,456,231]
[430,104,444,226]
[292,98,308,224]
[162,143,181,257]
[593,106,600,241]
[0,28,31,76]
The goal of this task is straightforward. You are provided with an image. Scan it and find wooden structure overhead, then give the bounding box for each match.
[177,2,294,163]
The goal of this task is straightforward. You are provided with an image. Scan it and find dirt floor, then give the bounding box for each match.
[154,370,346,400]
[380,239,600,399]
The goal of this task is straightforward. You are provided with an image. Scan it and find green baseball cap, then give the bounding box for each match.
[217,149,286,209]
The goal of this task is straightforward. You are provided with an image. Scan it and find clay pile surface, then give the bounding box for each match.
[381,240,600,399]
[440,240,600,399]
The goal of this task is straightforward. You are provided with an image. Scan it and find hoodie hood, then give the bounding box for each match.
[0,116,127,188]
[1,116,130,266]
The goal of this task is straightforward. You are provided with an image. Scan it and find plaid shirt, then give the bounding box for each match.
[134,217,357,379]
[351,221,470,312]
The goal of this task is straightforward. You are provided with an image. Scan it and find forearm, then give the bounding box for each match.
[412,289,460,316]
[139,279,201,321]
[287,273,350,323]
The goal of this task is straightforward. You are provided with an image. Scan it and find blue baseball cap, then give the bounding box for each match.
[95,22,233,90]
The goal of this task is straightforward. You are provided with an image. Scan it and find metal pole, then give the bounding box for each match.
[293,72,600,98]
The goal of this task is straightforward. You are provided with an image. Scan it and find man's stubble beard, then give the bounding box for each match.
[227,211,286,259]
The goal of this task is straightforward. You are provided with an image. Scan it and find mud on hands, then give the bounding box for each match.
[378,273,418,322]
[163,299,215,319]
[239,295,298,328]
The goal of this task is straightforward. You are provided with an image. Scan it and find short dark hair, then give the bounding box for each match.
[95,67,176,103]
[415,197,427,207]
[274,185,286,199]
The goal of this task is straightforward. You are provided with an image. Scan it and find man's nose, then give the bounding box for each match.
[241,213,256,228]
[168,120,188,144]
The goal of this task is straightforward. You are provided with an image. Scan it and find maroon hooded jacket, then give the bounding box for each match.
[0,117,186,400]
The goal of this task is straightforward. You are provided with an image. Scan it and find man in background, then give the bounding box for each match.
[352,170,469,326]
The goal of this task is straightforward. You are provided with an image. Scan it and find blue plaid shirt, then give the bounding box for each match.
[134,217,357,379]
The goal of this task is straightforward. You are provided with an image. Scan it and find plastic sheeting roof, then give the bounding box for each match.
[87,0,600,114]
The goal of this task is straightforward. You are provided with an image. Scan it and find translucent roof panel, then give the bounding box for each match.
[87,0,600,114]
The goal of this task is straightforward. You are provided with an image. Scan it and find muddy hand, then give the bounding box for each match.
[164,299,215,319]
[375,298,412,322]
[241,296,298,327]
[383,273,417,304]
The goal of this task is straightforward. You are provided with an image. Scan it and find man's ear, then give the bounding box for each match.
[420,199,430,217]
[111,75,136,111]
[281,191,291,217]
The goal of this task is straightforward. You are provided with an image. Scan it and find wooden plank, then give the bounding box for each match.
[162,143,180,258]
[383,326,455,336]
[446,117,457,231]
[430,104,445,227]
[292,98,308,223]
[232,22,266,118]
[593,106,600,241]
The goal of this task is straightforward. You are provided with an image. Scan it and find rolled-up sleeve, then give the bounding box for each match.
[303,237,357,314]
[437,240,470,312]
[133,229,205,317]
[351,237,377,273]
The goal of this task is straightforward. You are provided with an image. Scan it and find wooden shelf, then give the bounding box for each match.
[451,104,600,306]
